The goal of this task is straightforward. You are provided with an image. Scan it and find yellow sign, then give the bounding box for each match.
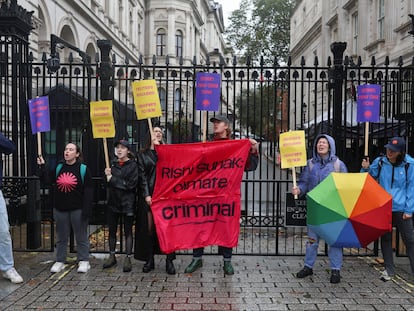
[90,100,115,138]
[132,80,162,120]
[279,130,307,169]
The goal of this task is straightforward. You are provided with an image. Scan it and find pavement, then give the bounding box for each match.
[1,252,413,310]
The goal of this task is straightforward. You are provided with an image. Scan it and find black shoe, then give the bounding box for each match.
[184,259,203,273]
[166,259,176,275]
[223,261,234,275]
[123,256,132,272]
[296,266,313,278]
[103,253,117,269]
[330,269,341,284]
[142,257,154,273]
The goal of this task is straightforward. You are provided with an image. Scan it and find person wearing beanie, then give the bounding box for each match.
[361,137,414,281]
[103,139,138,272]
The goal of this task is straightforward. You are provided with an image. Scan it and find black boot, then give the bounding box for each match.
[166,258,176,275]
[103,253,117,269]
[142,256,154,273]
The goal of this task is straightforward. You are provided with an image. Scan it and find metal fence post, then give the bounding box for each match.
[26,177,41,249]
[330,42,347,159]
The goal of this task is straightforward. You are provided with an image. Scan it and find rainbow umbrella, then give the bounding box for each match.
[306,172,392,248]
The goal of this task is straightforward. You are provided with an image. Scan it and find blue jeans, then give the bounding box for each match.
[53,208,90,262]
[381,212,414,276]
[304,226,343,270]
[0,190,14,272]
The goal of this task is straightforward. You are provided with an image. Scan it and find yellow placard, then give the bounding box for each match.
[132,80,162,120]
[279,130,307,169]
[90,100,115,138]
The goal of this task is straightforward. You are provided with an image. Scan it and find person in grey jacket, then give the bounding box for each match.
[292,134,347,284]
[0,132,23,283]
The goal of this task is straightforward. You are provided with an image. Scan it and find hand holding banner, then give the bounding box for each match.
[90,100,115,168]
[279,131,307,199]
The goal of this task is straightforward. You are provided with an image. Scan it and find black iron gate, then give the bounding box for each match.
[1,2,413,256]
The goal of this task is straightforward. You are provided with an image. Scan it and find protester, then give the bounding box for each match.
[135,126,176,274]
[37,142,93,273]
[184,115,259,275]
[103,139,138,272]
[361,137,414,281]
[0,132,23,284]
[292,134,347,284]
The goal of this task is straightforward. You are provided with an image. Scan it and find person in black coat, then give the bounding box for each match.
[103,139,138,272]
[134,126,176,274]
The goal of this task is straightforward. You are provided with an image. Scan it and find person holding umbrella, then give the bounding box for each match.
[292,134,347,284]
[361,137,414,281]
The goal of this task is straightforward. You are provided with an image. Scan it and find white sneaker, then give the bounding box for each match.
[50,262,65,273]
[77,261,90,273]
[380,270,393,281]
[2,267,23,284]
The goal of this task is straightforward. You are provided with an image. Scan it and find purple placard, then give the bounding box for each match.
[357,84,381,122]
[28,96,50,134]
[195,72,221,111]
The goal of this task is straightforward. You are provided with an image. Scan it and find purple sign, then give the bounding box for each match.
[28,96,50,134]
[195,72,221,111]
[357,84,381,122]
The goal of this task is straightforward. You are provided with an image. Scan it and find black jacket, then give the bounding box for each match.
[137,149,157,200]
[107,158,138,214]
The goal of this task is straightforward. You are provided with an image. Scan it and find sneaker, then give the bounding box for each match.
[77,261,91,273]
[2,267,23,284]
[223,261,234,275]
[296,266,313,278]
[50,262,65,273]
[184,258,203,273]
[330,269,341,284]
[380,270,393,281]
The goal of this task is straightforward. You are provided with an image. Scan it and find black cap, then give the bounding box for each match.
[210,115,229,125]
[114,138,130,150]
[384,137,405,153]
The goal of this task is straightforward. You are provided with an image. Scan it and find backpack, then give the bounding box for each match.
[56,163,87,183]
[376,156,409,183]
[308,158,341,173]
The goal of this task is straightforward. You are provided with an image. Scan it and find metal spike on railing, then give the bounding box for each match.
[152,55,156,65]
[112,53,116,64]
[314,56,319,66]
[371,56,376,66]
[95,52,99,62]
[68,52,73,63]
[398,56,403,66]
[300,56,305,66]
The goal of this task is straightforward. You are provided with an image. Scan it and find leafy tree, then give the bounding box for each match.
[226,0,295,64]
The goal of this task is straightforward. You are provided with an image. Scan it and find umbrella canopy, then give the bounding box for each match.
[306,172,392,248]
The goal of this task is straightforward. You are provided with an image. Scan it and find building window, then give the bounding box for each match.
[158,87,166,111]
[176,30,183,58]
[174,88,181,112]
[378,0,385,39]
[156,29,166,56]
[352,13,358,55]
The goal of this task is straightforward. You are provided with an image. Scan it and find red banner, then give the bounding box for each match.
[151,139,251,253]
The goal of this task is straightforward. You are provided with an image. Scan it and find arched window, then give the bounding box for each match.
[156,29,166,56]
[174,88,182,112]
[176,30,183,58]
[158,87,166,111]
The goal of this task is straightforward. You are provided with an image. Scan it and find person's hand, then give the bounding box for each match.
[402,213,412,220]
[145,196,152,206]
[361,157,370,169]
[37,155,45,165]
[292,186,300,196]
[249,138,259,154]
[105,167,112,181]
